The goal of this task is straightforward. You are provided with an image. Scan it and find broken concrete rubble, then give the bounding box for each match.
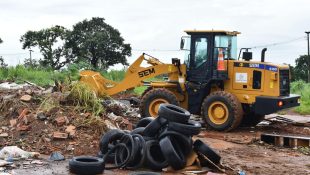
[49,152,65,161]
[52,132,68,139]
[20,95,32,102]
[9,119,17,127]
[17,125,31,131]
[55,116,66,126]
[65,125,76,137]
[0,133,9,138]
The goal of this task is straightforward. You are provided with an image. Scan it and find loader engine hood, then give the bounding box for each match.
[231,60,290,97]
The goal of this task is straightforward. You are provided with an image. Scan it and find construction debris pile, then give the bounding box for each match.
[76,104,223,174]
[0,82,139,158]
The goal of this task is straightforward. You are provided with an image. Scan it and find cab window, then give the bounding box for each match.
[193,38,208,68]
[215,35,237,60]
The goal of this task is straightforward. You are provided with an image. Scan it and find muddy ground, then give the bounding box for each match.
[0,84,310,175]
[5,125,310,175]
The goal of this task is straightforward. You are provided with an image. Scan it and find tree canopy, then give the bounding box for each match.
[20,25,71,70]
[293,55,310,82]
[0,37,2,44]
[65,17,131,69]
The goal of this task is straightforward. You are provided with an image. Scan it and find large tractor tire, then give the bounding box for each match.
[201,91,243,131]
[241,112,265,127]
[139,88,179,118]
[140,87,153,99]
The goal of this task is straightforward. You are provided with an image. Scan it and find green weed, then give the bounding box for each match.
[291,81,310,115]
[67,82,104,116]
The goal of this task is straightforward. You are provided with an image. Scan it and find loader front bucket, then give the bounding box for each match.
[79,70,118,97]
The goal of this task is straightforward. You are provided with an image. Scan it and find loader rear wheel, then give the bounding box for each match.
[140,88,179,118]
[201,91,243,131]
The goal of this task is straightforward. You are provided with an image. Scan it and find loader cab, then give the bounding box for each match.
[180,30,240,83]
[180,30,240,114]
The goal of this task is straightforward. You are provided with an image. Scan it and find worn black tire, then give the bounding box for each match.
[167,120,201,136]
[115,134,136,168]
[69,156,104,175]
[145,140,168,171]
[99,129,125,154]
[135,117,154,128]
[98,150,115,163]
[130,127,145,135]
[159,130,192,157]
[159,136,186,170]
[105,143,130,170]
[158,104,190,123]
[241,112,265,127]
[126,134,146,170]
[140,86,153,98]
[139,88,179,118]
[201,91,243,131]
[143,116,167,137]
[193,139,221,164]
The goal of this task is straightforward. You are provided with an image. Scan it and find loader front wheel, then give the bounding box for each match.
[201,91,243,131]
[140,88,179,118]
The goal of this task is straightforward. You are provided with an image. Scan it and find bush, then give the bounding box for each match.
[291,81,310,115]
[101,69,125,82]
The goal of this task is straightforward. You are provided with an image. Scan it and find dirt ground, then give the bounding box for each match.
[5,126,310,175]
[0,84,310,175]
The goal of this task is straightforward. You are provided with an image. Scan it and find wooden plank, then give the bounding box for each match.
[261,133,310,148]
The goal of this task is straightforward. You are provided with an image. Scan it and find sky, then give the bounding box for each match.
[0,0,309,68]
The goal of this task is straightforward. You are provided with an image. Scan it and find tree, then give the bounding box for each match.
[23,58,39,68]
[0,56,8,68]
[20,26,72,70]
[0,37,6,68]
[294,55,310,82]
[65,17,131,69]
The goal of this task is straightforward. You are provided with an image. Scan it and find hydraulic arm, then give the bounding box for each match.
[79,54,186,96]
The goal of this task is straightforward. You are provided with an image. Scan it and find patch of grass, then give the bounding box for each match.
[133,77,164,95]
[39,95,60,112]
[0,65,77,87]
[291,80,310,115]
[67,82,104,116]
[134,86,147,95]
[297,146,310,155]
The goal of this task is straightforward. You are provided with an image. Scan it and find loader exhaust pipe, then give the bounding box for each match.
[261,48,267,62]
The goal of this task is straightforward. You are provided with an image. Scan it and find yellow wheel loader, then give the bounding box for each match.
[80,30,300,131]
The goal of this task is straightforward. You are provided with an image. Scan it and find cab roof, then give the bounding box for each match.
[184,30,240,36]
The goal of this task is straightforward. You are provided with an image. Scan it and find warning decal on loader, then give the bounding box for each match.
[235,73,248,83]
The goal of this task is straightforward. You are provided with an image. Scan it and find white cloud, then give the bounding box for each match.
[0,0,309,66]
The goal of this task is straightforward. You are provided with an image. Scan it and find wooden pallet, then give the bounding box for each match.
[261,133,310,148]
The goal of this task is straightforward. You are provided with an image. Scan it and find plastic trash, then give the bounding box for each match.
[5,155,14,162]
[0,146,40,160]
[49,152,65,161]
[238,170,246,175]
[0,159,13,167]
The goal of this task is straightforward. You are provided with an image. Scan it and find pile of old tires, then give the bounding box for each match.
[97,104,221,171]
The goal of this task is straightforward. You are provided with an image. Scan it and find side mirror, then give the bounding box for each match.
[180,38,185,50]
[242,52,253,61]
